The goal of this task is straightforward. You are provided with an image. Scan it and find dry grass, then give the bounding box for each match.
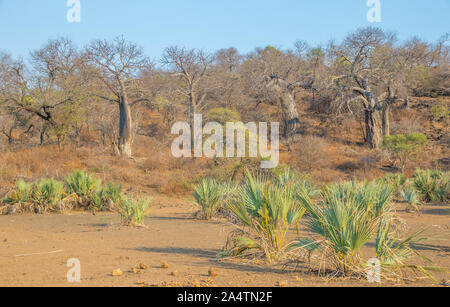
[0,97,448,199]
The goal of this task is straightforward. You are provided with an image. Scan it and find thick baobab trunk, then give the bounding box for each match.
[117,79,134,158]
[365,108,383,149]
[266,78,300,139]
[118,96,133,158]
[279,92,300,138]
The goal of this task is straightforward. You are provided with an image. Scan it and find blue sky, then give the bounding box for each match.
[0,0,449,59]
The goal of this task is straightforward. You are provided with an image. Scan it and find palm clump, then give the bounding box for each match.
[293,181,394,274]
[220,170,315,263]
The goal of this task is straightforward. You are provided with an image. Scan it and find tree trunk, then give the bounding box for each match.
[402,97,409,109]
[279,92,300,138]
[188,92,197,155]
[382,104,391,137]
[266,78,300,139]
[118,89,133,158]
[365,108,383,149]
[40,125,48,145]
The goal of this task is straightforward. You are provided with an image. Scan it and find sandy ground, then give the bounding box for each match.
[0,199,449,287]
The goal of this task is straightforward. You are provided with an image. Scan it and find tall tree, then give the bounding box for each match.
[330,27,401,149]
[242,46,314,138]
[86,37,152,157]
[162,47,212,146]
[1,39,88,147]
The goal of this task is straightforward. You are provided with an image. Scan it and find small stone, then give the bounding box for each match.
[131,267,140,274]
[139,263,148,270]
[208,267,217,277]
[161,261,169,269]
[112,269,123,276]
[171,270,179,276]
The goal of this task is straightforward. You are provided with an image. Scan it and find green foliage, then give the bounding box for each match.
[3,180,33,205]
[65,170,102,198]
[382,133,428,172]
[413,169,449,204]
[118,197,150,226]
[193,178,230,220]
[3,179,65,213]
[93,183,124,211]
[276,167,318,200]
[206,108,241,125]
[430,105,449,121]
[293,181,393,273]
[220,170,307,262]
[374,217,440,280]
[377,173,408,195]
[30,179,65,211]
[400,187,422,212]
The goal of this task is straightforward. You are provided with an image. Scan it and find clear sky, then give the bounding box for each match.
[1,0,449,59]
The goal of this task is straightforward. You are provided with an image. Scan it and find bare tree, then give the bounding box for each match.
[210,47,244,108]
[0,39,87,148]
[396,38,433,108]
[242,46,315,138]
[85,37,152,157]
[161,46,212,146]
[330,27,401,149]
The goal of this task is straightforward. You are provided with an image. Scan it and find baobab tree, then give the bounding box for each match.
[331,27,402,149]
[242,46,315,138]
[85,37,152,157]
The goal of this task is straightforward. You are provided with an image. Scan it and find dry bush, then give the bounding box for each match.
[358,149,386,172]
[294,135,328,171]
[391,116,424,135]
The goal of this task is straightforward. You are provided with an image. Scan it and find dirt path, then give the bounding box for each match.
[0,203,449,287]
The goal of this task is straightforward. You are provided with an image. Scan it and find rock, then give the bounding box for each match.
[161,261,169,269]
[208,267,217,277]
[131,268,140,274]
[171,270,178,276]
[139,263,148,270]
[112,269,123,276]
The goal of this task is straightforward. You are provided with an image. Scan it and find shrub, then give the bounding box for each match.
[276,167,318,200]
[93,183,123,211]
[375,217,440,279]
[413,169,449,204]
[118,197,151,226]
[382,133,428,172]
[30,179,65,212]
[295,135,327,171]
[430,105,449,121]
[65,170,102,207]
[220,170,306,262]
[3,179,33,205]
[400,187,422,212]
[293,181,393,274]
[377,173,408,195]
[2,179,67,214]
[193,178,227,220]
[206,108,241,125]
